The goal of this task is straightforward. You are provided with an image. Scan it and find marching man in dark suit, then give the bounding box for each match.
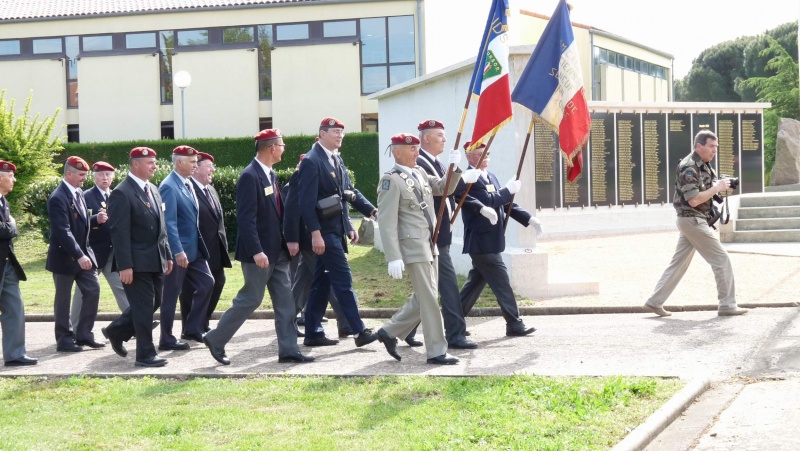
[295,118,378,348]
[102,147,173,367]
[203,129,312,365]
[71,161,129,333]
[374,133,480,364]
[47,156,103,352]
[158,145,213,350]
[459,142,542,337]
[180,151,231,333]
[0,161,37,366]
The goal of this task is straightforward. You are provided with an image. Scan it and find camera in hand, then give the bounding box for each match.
[342,190,357,202]
[720,175,740,190]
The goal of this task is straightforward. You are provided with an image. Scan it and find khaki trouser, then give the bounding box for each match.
[382,257,448,358]
[646,216,736,310]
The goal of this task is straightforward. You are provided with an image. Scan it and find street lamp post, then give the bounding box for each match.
[173,70,192,139]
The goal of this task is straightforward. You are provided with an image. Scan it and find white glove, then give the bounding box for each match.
[461,168,481,184]
[480,206,498,225]
[505,178,522,194]
[447,149,462,167]
[388,259,405,279]
[530,216,544,237]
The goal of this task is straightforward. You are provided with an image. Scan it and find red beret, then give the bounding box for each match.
[130,147,157,158]
[463,141,486,151]
[66,156,89,171]
[0,160,16,173]
[320,117,344,129]
[92,161,115,172]
[197,152,214,163]
[254,129,282,141]
[391,133,421,145]
[173,145,197,156]
[418,119,444,131]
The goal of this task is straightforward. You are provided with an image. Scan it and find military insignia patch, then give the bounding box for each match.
[382,180,390,190]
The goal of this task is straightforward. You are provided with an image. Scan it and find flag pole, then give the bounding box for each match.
[503,117,535,230]
[450,133,496,224]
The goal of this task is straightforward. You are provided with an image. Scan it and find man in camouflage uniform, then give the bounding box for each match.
[643,130,748,317]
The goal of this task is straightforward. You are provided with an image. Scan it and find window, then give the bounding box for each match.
[65,36,79,107]
[126,32,156,49]
[177,29,209,46]
[67,125,80,143]
[388,16,414,63]
[389,65,415,86]
[607,50,617,66]
[598,48,607,64]
[0,40,20,56]
[323,21,356,38]
[223,27,255,44]
[360,18,386,64]
[161,121,174,140]
[276,24,309,41]
[362,66,388,93]
[257,25,273,99]
[82,35,113,52]
[159,31,175,103]
[359,16,416,94]
[259,117,273,130]
[33,38,62,54]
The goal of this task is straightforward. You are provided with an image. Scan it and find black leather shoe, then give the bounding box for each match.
[405,336,423,347]
[338,330,355,338]
[303,335,339,347]
[57,342,83,353]
[506,324,536,337]
[181,333,204,343]
[297,330,305,338]
[203,335,230,365]
[152,320,160,329]
[278,352,316,363]
[354,328,378,347]
[377,328,401,361]
[464,330,471,336]
[134,356,167,367]
[76,339,106,349]
[158,341,190,351]
[102,327,127,357]
[4,356,38,366]
[427,353,459,365]
[320,317,329,323]
[448,338,478,349]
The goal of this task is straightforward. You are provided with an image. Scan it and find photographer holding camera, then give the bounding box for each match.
[643,130,748,317]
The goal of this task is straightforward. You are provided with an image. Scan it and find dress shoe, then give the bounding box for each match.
[297,329,305,338]
[57,342,83,353]
[464,330,471,336]
[4,356,38,366]
[377,328,401,361]
[278,352,316,363]
[643,304,672,317]
[354,328,378,347]
[506,323,537,337]
[203,335,230,365]
[102,327,128,357]
[76,339,106,349]
[718,307,749,316]
[181,333,204,343]
[134,356,168,367]
[320,317,329,323]
[303,335,339,347]
[158,341,190,351]
[152,320,160,329]
[405,336,423,347]
[427,353,459,365]
[448,338,478,349]
[338,330,355,338]
[296,317,305,326]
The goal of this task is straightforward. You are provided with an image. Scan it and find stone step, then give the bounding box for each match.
[737,206,800,219]
[730,229,800,243]
[736,217,800,231]
[739,193,800,207]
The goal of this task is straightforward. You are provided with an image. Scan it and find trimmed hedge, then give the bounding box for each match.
[61,132,380,204]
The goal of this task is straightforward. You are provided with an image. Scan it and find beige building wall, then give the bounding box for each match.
[0,58,67,137]
[172,49,260,139]
[78,54,161,142]
[271,42,361,136]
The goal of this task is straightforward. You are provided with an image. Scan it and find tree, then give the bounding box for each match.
[0,90,62,210]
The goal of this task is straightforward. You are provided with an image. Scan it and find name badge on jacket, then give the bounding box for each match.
[264,186,274,196]
[486,185,497,193]
[161,202,166,212]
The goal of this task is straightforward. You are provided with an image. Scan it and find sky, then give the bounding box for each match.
[425,0,800,78]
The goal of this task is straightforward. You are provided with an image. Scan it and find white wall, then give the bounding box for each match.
[78,53,161,142]
[0,58,67,139]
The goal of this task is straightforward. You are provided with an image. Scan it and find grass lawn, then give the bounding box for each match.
[16,220,499,315]
[0,375,684,450]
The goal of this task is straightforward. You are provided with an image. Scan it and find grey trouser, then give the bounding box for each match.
[292,249,352,333]
[381,258,447,358]
[72,256,129,332]
[647,216,736,310]
[0,264,26,361]
[460,252,524,327]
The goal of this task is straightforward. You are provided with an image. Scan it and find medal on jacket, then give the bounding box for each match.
[331,172,337,179]
[100,201,107,209]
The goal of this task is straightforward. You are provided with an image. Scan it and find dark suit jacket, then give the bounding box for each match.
[235,159,287,264]
[189,178,231,272]
[462,170,531,255]
[0,196,25,282]
[336,153,376,218]
[84,185,113,268]
[108,176,172,273]
[159,170,209,262]
[296,144,352,246]
[46,181,98,274]
[282,170,313,251]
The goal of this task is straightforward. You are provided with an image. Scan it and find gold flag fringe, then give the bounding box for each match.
[466,115,513,151]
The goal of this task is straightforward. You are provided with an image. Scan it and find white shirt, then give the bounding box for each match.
[127,172,149,192]
[255,158,274,182]
[320,144,337,168]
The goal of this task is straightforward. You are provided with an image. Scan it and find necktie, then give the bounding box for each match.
[204,187,218,218]
[271,171,282,216]
[74,190,85,217]
[103,192,109,203]
[144,184,158,216]
[0,196,7,220]
[185,181,197,207]
[435,158,445,176]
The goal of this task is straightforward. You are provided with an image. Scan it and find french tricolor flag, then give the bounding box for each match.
[512,0,590,182]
